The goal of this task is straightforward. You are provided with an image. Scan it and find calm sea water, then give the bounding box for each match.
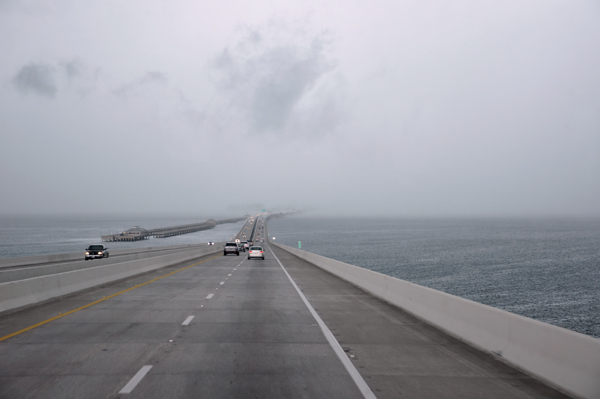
[0,214,244,259]
[268,216,600,339]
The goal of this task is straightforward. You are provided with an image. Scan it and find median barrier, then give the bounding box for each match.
[271,242,600,399]
[0,242,226,283]
[0,253,82,268]
[0,243,217,269]
[0,246,221,314]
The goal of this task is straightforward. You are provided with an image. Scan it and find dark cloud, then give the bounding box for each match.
[12,63,57,98]
[114,71,168,98]
[140,71,167,84]
[212,24,344,136]
[61,60,83,79]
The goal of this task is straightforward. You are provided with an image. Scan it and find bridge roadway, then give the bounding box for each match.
[0,240,570,397]
[0,245,215,271]
[1,216,252,272]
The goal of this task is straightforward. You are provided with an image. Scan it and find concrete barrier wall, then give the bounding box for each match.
[0,243,226,283]
[0,243,217,269]
[0,249,186,283]
[0,253,82,268]
[272,242,600,399]
[0,246,221,314]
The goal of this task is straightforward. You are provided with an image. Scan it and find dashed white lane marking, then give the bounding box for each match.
[219,281,225,285]
[206,294,214,299]
[228,274,232,276]
[268,246,377,399]
[119,365,152,394]
[182,316,195,326]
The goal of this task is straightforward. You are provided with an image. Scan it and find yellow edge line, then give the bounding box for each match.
[0,254,222,343]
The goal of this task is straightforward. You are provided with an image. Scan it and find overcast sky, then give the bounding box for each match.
[1,0,599,217]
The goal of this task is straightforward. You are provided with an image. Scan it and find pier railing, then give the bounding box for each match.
[102,217,245,242]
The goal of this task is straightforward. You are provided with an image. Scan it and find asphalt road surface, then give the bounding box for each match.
[0,232,571,398]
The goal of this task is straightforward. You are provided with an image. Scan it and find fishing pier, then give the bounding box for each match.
[101,217,246,242]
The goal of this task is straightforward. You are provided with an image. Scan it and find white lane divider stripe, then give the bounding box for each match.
[268,246,377,399]
[182,316,195,326]
[119,365,152,394]
[206,294,214,299]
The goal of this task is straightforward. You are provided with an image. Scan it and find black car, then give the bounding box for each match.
[85,244,109,260]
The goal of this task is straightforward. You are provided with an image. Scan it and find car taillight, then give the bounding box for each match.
[260,251,263,253]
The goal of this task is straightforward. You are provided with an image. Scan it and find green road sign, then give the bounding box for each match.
[298,241,301,249]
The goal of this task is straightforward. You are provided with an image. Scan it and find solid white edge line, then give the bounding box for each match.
[182,315,195,326]
[119,365,152,394]
[268,246,377,399]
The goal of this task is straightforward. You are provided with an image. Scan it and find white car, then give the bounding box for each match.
[248,246,265,260]
[224,242,239,256]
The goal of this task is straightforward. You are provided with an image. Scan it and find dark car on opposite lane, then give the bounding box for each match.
[85,245,109,260]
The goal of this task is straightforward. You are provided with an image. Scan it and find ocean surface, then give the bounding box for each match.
[0,214,244,259]
[267,216,600,339]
